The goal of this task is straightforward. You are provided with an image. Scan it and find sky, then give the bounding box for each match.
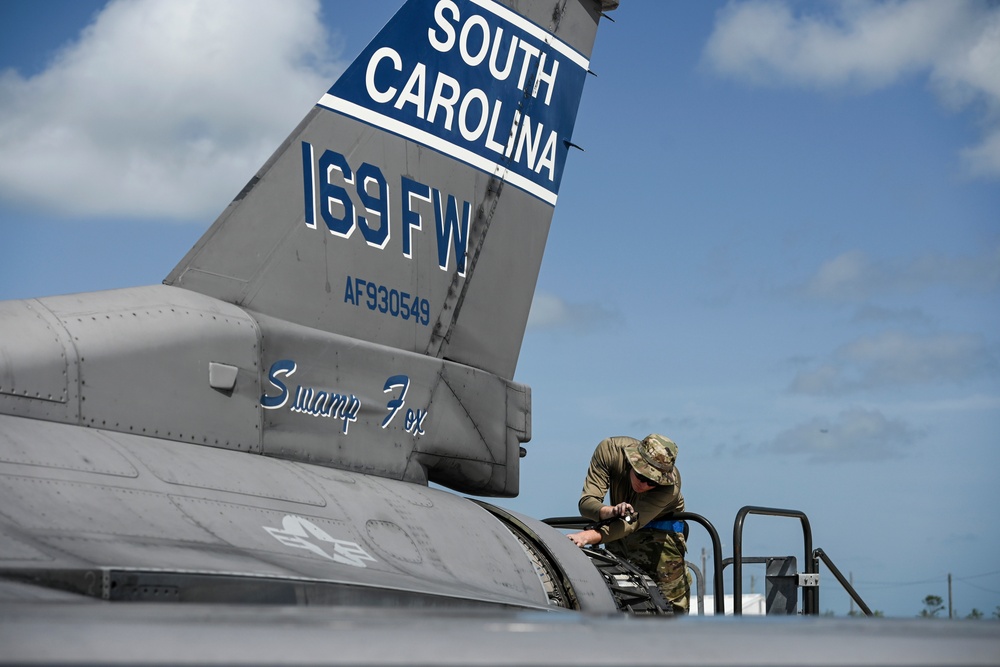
[1,0,998,619]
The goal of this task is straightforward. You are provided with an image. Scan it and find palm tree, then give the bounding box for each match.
[919,594,945,618]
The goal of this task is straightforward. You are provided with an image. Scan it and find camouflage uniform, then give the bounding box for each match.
[578,435,690,612]
[606,523,690,611]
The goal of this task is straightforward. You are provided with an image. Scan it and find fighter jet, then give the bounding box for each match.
[0,0,652,618]
[2,1,998,664]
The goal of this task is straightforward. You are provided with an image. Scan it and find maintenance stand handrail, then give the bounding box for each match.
[814,548,874,617]
[733,505,816,615]
[543,512,725,616]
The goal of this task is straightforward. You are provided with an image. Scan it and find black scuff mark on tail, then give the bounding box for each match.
[425,173,505,360]
[550,0,568,34]
[232,174,261,205]
[323,229,332,294]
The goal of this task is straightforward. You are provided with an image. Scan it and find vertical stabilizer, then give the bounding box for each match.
[166,0,605,380]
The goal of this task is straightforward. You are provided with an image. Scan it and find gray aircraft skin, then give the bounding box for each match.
[1,1,998,665]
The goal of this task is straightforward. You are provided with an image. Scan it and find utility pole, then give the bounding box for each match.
[948,573,953,619]
[701,548,707,593]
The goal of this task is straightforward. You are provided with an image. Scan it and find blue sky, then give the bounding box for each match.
[1,0,998,618]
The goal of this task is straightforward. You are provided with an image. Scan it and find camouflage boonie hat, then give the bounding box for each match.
[626,434,677,485]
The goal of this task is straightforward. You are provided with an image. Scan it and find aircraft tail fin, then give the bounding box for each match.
[165,0,607,380]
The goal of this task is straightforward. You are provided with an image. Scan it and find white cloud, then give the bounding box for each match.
[526,291,617,331]
[790,330,997,394]
[763,407,919,462]
[704,0,1000,178]
[803,249,876,301]
[0,0,343,220]
[803,247,1000,301]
